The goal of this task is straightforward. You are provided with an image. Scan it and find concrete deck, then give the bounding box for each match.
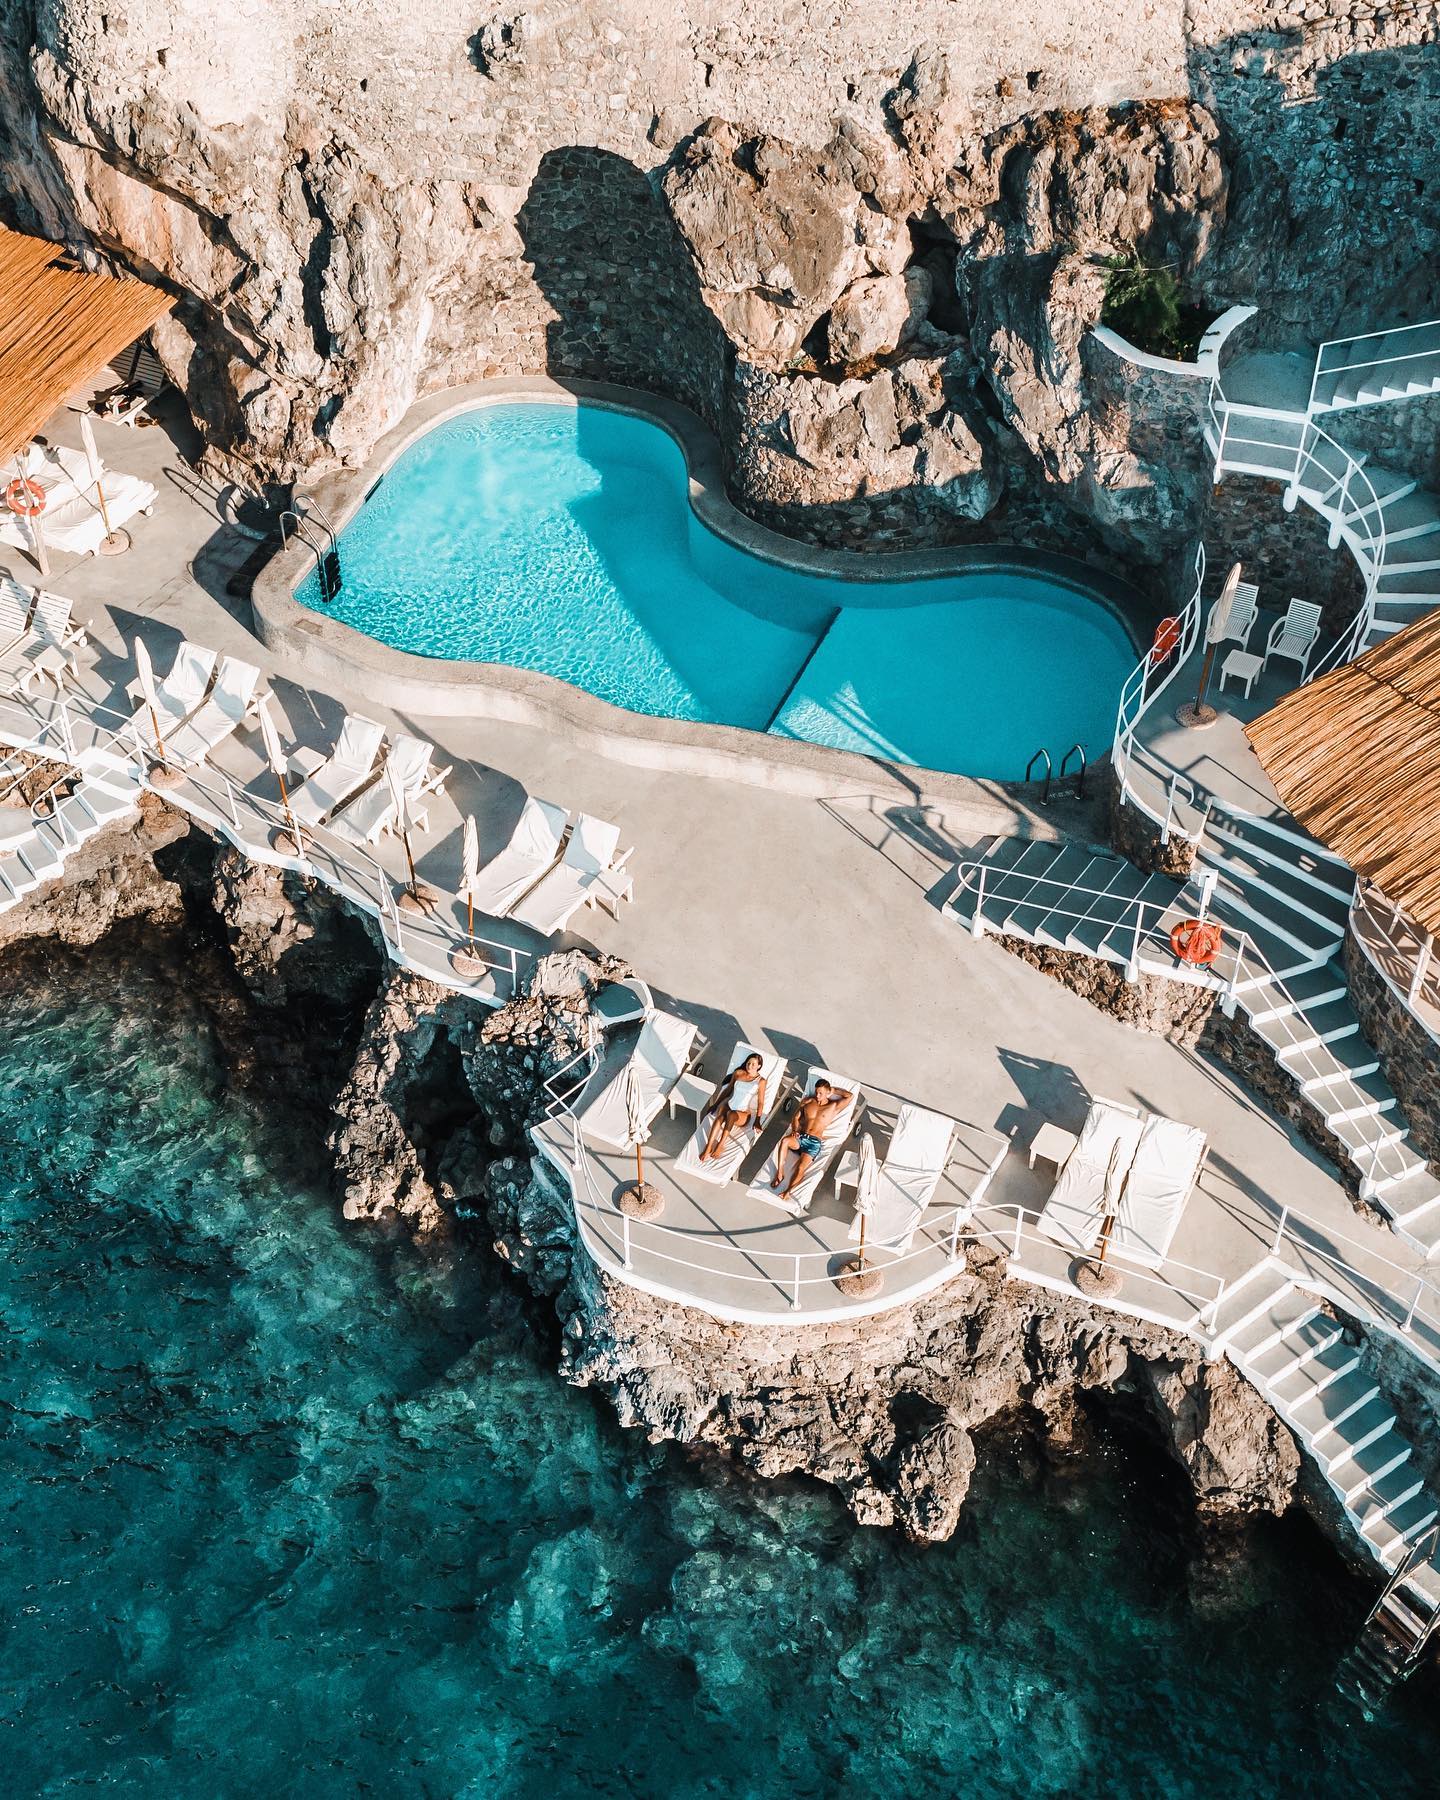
[8,384,1440,1354]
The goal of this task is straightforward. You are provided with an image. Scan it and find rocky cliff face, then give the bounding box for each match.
[1,3,1434,568]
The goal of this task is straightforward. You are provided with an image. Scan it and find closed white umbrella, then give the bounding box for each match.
[450,814,485,978]
[837,1129,885,1297]
[1078,1136,1131,1299]
[1180,561,1242,727]
[77,412,120,553]
[615,1058,663,1219]
[256,696,301,850]
[134,637,166,761]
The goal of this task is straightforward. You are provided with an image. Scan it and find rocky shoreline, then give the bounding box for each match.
[2,794,1345,1560]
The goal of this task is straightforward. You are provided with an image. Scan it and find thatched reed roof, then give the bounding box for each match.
[0,223,172,464]
[1245,609,1440,936]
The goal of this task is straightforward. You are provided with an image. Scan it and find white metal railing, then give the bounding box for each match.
[952,853,1416,1200]
[547,1105,1440,1376]
[1111,539,1208,845]
[1308,317,1440,415]
[0,683,533,1005]
[1350,884,1440,1042]
[1206,387,1385,679]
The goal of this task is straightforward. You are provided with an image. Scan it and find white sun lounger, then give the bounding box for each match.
[748,1066,863,1217]
[105,342,168,427]
[128,640,218,748]
[287,715,385,826]
[1037,1099,1145,1256]
[1109,1113,1207,1271]
[846,1103,958,1255]
[330,734,436,846]
[1,588,84,694]
[0,575,35,657]
[0,445,157,559]
[461,796,569,919]
[162,655,261,766]
[510,813,623,935]
[673,1041,789,1185]
[577,1009,701,1149]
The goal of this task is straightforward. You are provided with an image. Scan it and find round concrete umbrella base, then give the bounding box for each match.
[1073,1259,1125,1299]
[834,1257,885,1298]
[449,945,490,979]
[147,762,184,789]
[398,883,439,916]
[98,529,132,556]
[618,1181,664,1220]
[1175,701,1219,730]
[271,828,302,856]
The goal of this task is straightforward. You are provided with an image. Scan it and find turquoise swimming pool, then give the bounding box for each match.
[296,403,1137,780]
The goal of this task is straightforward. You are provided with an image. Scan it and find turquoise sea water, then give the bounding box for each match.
[4,939,1438,1796]
[296,405,1135,780]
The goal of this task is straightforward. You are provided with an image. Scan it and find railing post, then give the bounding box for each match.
[1011,1210,1024,1259]
[1161,778,1175,846]
[1271,1204,1289,1257]
[622,1209,632,1271]
[948,1210,962,1263]
[1409,934,1434,1009]
[1222,931,1245,1018]
[971,865,987,941]
[1404,1273,1424,1334]
[791,1256,802,1311]
[1126,908,1142,984]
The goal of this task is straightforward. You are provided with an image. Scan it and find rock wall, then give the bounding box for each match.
[1,1,1435,572]
[1345,920,1440,1172]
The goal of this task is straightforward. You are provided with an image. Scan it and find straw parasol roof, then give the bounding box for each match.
[0,223,172,464]
[1244,608,1440,936]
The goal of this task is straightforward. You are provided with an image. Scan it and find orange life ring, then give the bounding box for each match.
[4,476,45,518]
[1150,615,1181,664]
[1170,918,1223,966]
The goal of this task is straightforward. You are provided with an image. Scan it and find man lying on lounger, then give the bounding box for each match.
[771,1079,853,1199]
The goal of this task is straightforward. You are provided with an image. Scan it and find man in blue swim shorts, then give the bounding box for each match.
[771,1078,854,1202]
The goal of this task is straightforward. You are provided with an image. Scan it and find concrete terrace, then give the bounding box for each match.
[7,387,1440,1361]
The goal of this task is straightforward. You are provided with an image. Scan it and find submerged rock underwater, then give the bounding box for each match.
[3,929,1439,1795]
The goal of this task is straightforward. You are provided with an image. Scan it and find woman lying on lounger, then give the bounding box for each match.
[771,1079,852,1198]
[699,1054,768,1163]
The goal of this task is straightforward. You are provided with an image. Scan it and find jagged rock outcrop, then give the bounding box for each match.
[1136,1352,1303,1515]
[209,844,384,1010]
[0,784,188,953]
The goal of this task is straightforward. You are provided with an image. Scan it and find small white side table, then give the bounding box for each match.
[589,864,634,919]
[1219,648,1263,699]
[666,1070,714,1121]
[1029,1123,1078,1174]
[834,1149,862,1193]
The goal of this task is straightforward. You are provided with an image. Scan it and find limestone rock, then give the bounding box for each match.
[209,843,383,1011]
[1139,1354,1302,1516]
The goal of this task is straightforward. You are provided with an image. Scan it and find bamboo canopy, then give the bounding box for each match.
[1245,609,1440,936]
[0,223,172,464]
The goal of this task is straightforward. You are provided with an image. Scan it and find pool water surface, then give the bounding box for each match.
[296,404,1137,780]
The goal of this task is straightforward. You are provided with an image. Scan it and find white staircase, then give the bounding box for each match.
[949,820,1440,1257]
[1309,321,1440,414]
[0,752,142,916]
[1205,1259,1440,1598]
[1209,317,1440,660]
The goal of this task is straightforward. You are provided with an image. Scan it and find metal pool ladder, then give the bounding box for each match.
[280,499,343,602]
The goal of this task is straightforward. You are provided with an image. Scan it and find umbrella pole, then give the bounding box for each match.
[636,1139,645,1188]
[94,471,114,538]
[147,702,168,766]
[276,766,302,850]
[856,1210,867,1271]
[467,891,474,949]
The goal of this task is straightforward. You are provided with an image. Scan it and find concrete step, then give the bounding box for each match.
[1262,1328,1360,1406]
[1371,488,1440,544]
[1005,847,1109,941]
[1222,1290,1321,1363]
[1201,810,1355,913]
[1334,1428,1411,1504]
[1245,962,1352,1022]
[1203,1264,1295,1348]
[1262,993,1361,1055]
[1196,845,1350,951]
[1305,1389,1392,1458]
[1375,562,1440,597]
[1363,1489,1440,1562]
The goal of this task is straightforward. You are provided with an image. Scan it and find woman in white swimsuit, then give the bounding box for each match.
[699,1052,767,1163]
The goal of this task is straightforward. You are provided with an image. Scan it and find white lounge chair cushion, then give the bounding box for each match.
[849,1103,956,1254]
[674,1042,787,1185]
[288,715,385,823]
[165,656,260,764]
[579,1010,699,1149]
[747,1066,861,1216]
[1037,1101,1144,1255]
[1110,1114,1206,1271]
[463,797,569,917]
[133,641,217,743]
[511,812,622,933]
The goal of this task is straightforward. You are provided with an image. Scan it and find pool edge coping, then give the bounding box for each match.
[251,375,1151,810]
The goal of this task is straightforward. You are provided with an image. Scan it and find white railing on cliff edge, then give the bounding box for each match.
[0,683,533,1006]
[1111,540,1207,846]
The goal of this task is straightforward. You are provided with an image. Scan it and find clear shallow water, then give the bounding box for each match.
[297,405,1135,780]
[4,941,1437,1797]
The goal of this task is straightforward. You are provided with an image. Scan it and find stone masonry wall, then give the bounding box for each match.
[1346,921,1440,1172]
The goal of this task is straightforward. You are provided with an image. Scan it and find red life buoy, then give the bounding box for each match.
[1150,615,1181,665]
[1170,918,1223,966]
[4,476,45,518]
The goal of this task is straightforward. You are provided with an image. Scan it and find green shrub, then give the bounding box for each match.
[1100,252,1206,361]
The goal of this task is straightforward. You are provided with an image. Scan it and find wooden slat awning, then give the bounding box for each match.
[1245,609,1440,936]
[0,223,173,464]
